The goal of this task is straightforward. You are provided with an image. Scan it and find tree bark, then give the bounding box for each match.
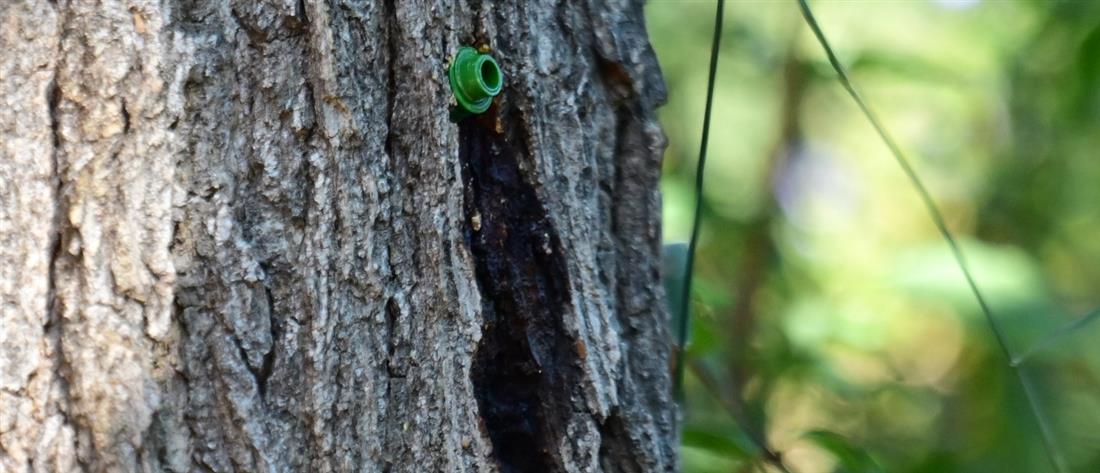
[0,1,673,472]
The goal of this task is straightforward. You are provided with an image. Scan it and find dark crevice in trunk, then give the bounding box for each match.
[379,1,407,467]
[120,98,131,134]
[381,0,401,223]
[384,297,407,378]
[46,78,63,315]
[48,79,61,149]
[284,0,309,32]
[257,284,278,398]
[598,410,643,473]
[461,104,580,473]
[44,151,66,395]
[382,0,398,157]
[44,61,78,454]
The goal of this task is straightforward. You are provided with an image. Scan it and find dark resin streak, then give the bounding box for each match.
[461,105,580,473]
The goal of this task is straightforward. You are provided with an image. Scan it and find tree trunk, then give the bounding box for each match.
[0,1,673,471]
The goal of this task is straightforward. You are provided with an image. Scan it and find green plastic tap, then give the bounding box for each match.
[448,46,503,121]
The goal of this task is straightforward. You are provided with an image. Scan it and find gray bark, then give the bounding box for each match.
[0,0,673,472]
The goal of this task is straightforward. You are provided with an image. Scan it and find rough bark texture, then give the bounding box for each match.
[0,0,672,471]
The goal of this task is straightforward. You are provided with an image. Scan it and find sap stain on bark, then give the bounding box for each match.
[461,105,580,473]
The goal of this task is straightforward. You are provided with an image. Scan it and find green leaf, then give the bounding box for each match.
[662,242,690,346]
[804,430,883,473]
[681,425,757,461]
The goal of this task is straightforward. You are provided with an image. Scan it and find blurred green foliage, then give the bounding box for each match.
[647,1,1100,472]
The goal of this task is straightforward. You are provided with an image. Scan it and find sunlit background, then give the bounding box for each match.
[647,1,1100,472]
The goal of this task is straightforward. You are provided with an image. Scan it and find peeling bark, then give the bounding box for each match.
[0,0,674,471]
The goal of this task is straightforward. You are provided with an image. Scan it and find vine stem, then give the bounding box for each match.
[676,0,725,398]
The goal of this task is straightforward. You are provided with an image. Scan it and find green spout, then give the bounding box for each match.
[448,46,503,121]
